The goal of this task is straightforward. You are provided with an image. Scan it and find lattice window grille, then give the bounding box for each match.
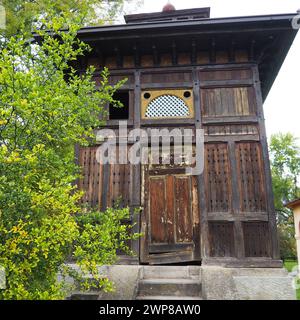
[145,94,190,118]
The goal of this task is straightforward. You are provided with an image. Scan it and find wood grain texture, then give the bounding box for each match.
[208,222,235,257]
[201,87,256,117]
[236,142,266,212]
[78,146,103,209]
[141,71,192,84]
[200,68,252,81]
[174,176,193,242]
[204,143,232,213]
[243,222,271,257]
[77,62,277,264]
[142,171,199,262]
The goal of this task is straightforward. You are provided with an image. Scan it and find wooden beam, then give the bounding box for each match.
[228,141,245,259]
[140,82,192,89]
[202,115,258,125]
[229,39,236,63]
[149,243,193,253]
[200,79,254,87]
[204,134,260,143]
[141,119,195,126]
[193,67,209,260]
[249,39,256,61]
[253,65,280,260]
[191,39,197,65]
[114,45,123,68]
[172,41,178,66]
[207,212,269,221]
[133,44,140,67]
[210,38,216,63]
[152,44,160,66]
[132,70,141,257]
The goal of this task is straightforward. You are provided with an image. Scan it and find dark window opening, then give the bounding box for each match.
[109,91,129,120]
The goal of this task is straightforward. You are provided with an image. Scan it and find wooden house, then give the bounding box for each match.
[75,5,298,268]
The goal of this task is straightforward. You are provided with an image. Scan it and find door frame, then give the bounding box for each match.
[140,165,201,264]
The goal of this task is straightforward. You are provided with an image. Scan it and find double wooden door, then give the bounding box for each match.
[140,168,200,264]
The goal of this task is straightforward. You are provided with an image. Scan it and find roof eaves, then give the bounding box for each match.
[285,199,300,210]
[76,13,298,36]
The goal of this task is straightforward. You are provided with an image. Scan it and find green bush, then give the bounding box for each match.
[0,17,139,300]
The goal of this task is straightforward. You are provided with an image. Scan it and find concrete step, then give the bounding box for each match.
[136,295,203,300]
[138,278,201,297]
[68,293,99,300]
[141,266,201,280]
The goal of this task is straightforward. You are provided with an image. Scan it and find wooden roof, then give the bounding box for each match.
[75,12,298,101]
[124,7,210,24]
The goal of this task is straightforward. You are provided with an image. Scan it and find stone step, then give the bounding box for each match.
[141,266,201,280]
[68,293,99,300]
[136,295,203,300]
[138,278,202,297]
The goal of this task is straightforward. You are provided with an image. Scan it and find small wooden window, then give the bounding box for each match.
[141,89,194,119]
[109,91,129,120]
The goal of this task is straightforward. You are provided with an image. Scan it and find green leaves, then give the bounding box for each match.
[0,18,139,300]
[269,132,300,259]
[1,0,134,37]
[270,133,300,212]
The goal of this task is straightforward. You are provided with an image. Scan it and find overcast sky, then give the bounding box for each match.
[130,0,300,140]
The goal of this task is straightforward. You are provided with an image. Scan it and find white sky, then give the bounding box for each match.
[128,0,300,139]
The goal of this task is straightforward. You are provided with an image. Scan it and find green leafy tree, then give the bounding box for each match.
[1,0,143,37]
[269,133,300,259]
[0,16,139,300]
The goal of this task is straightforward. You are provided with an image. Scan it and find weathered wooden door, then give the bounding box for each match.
[140,168,200,264]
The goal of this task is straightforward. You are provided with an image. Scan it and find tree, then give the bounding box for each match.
[1,0,143,37]
[269,133,300,259]
[0,17,139,300]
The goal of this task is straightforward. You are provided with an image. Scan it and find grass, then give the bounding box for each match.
[283,259,300,300]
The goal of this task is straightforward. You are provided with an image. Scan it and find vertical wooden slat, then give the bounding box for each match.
[243,222,271,257]
[202,87,253,117]
[205,143,231,212]
[209,222,235,257]
[253,65,280,259]
[166,175,175,243]
[228,141,245,258]
[236,142,266,212]
[192,175,201,260]
[133,69,141,257]
[149,177,167,243]
[174,176,193,242]
[194,67,207,259]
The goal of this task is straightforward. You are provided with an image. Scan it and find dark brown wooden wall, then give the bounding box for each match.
[77,56,280,266]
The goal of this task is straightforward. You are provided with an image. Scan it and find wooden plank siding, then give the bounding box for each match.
[204,143,232,213]
[78,146,103,209]
[235,142,266,212]
[201,87,256,117]
[78,146,134,210]
[76,64,279,266]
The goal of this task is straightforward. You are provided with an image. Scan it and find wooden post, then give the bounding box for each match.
[228,140,245,258]
[193,67,209,259]
[132,70,141,259]
[253,65,280,260]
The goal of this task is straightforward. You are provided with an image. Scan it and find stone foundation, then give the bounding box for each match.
[201,266,295,300]
[66,265,296,300]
